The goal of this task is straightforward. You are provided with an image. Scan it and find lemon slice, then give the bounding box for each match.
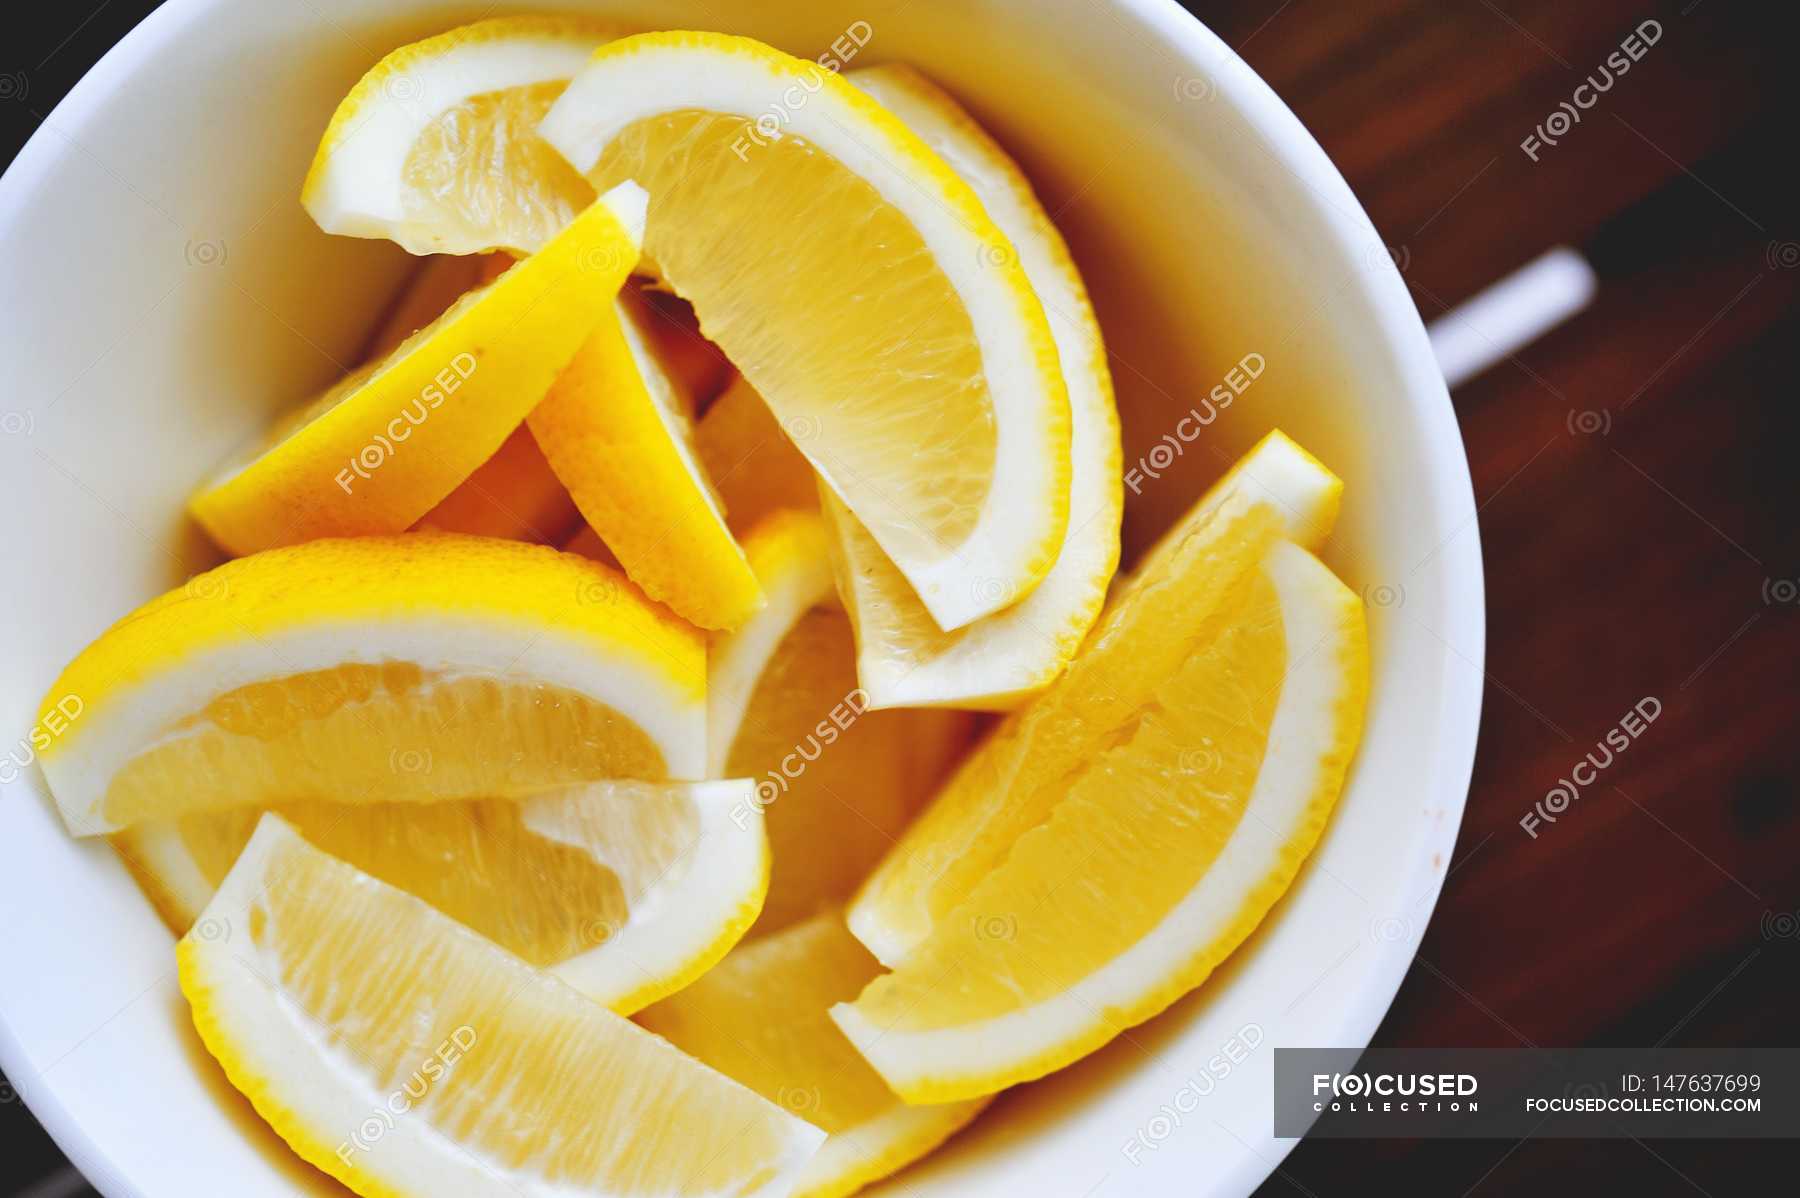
[529,287,762,630]
[37,533,702,836]
[541,31,1072,631]
[637,911,989,1198]
[710,511,972,935]
[302,16,620,254]
[191,184,645,556]
[823,64,1122,710]
[365,256,578,544]
[693,375,820,537]
[833,532,1369,1102]
[1130,428,1344,585]
[847,429,1344,966]
[115,778,764,1012]
[180,814,823,1196]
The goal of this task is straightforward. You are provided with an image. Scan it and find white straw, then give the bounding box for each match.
[1427,247,1598,389]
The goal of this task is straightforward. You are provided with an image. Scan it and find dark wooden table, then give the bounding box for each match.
[3,3,1796,1196]
[1193,1,1800,1194]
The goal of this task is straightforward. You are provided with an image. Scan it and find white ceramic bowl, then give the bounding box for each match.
[0,2,1483,1194]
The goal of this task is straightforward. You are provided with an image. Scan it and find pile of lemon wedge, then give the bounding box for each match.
[30,18,1371,1198]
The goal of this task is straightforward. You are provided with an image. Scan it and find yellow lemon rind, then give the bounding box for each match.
[832,543,1369,1103]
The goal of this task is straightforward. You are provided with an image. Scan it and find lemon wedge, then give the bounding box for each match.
[541,31,1071,631]
[834,525,1369,1101]
[361,256,579,544]
[37,533,702,836]
[638,911,989,1198]
[302,15,621,254]
[824,64,1122,710]
[710,511,972,934]
[191,184,644,555]
[848,429,1344,965]
[116,778,764,1013]
[180,814,823,1196]
[529,287,763,630]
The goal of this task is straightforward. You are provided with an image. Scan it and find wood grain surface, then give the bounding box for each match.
[1192,2,1799,1194]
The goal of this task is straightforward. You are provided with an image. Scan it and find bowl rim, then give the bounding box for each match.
[0,1,1485,1194]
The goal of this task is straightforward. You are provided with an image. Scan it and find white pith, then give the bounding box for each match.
[846,431,1343,963]
[706,529,838,777]
[45,614,704,837]
[794,1100,978,1198]
[305,29,611,252]
[533,779,765,1007]
[124,781,764,1013]
[539,39,1067,631]
[832,542,1358,1094]
[185,816,825,1197]
[827,66,1119,710]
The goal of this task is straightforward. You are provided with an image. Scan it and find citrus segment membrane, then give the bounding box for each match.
[824,64,1123,710]
[834,540,1369,1101]
[302,15,622,254]
[37,533,703,836]
[637,912,990,1198]
[541,32,1072,631]
[179,814,824,1196]
[117,778,766,1012]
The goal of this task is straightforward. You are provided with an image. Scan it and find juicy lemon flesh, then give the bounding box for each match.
[636,912,896,1134]
[416,422,580,543]
[826,496,957,680]
[165,791,697,966]
[694,377,820,536]
[401,81,596,253]
[855,562,1284,1028]
[590,111,996,566]
[857,501,1284,956]
[233,831,798,1191]
[726,607,970,936]
[101,664,665,827]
